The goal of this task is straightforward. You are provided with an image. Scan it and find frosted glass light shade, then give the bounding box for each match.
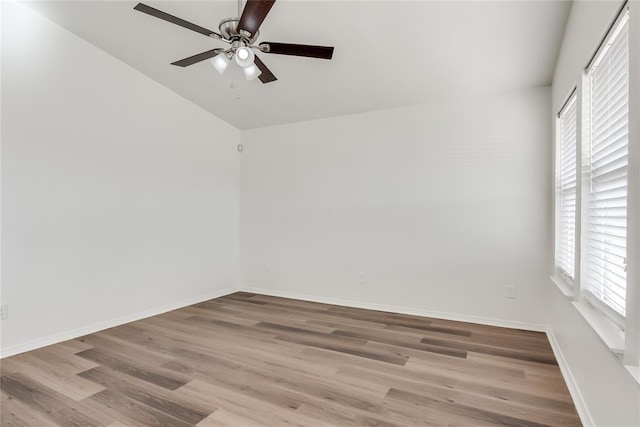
[210,54,230,74]
[235,47,255,67]
[243,63,262,80]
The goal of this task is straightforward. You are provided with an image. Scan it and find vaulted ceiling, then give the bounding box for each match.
[26,1,572,129]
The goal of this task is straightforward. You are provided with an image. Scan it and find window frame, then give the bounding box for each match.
[555,88,579,287]
[551,0,640,377]
[581,4,630,329]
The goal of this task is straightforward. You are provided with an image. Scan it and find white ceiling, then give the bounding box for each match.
[25,1,571,129]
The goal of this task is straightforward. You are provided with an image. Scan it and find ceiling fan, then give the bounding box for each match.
[133,0,334,84]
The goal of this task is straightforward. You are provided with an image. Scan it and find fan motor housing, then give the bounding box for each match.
[219,17,259,43]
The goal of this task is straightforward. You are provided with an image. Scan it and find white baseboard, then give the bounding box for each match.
[546,327,594,426]
[241,286,547,332]
[0,285,240,358]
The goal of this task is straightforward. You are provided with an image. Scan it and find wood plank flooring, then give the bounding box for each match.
[0,292,581,426]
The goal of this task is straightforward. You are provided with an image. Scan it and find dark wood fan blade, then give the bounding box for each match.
[134,3,222,39]
[259,42,334,59]
[171,49,224,67]
[254,55,277,83]
[237,0,276,38]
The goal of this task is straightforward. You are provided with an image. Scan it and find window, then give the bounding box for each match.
[583,7,629,324]
[556,91,578,284]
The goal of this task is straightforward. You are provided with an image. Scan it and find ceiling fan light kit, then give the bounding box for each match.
[235,46,255,67]
[133,0,334,84]
[209,54,230,75]
[242,63,262,81]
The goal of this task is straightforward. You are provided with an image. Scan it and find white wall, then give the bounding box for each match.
[241,87,551,329]
[4,3,634,424]
[550,1,640,425]
[0,3,240,356]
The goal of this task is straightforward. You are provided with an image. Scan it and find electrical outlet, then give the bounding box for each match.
[506,286,516,299]
[0,304,8,320]
[358,272,366,284]
[263,264,271,276]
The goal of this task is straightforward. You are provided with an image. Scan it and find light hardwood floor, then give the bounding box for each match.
[0,292,581,426]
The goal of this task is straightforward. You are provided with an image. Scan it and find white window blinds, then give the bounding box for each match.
[556,93,577,282]
[584,8,629,320]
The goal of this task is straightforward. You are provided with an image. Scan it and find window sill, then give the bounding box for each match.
[550,275,574,298]
[572,300,625,355]
[551,280,640,387]
[625,365,640,387]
